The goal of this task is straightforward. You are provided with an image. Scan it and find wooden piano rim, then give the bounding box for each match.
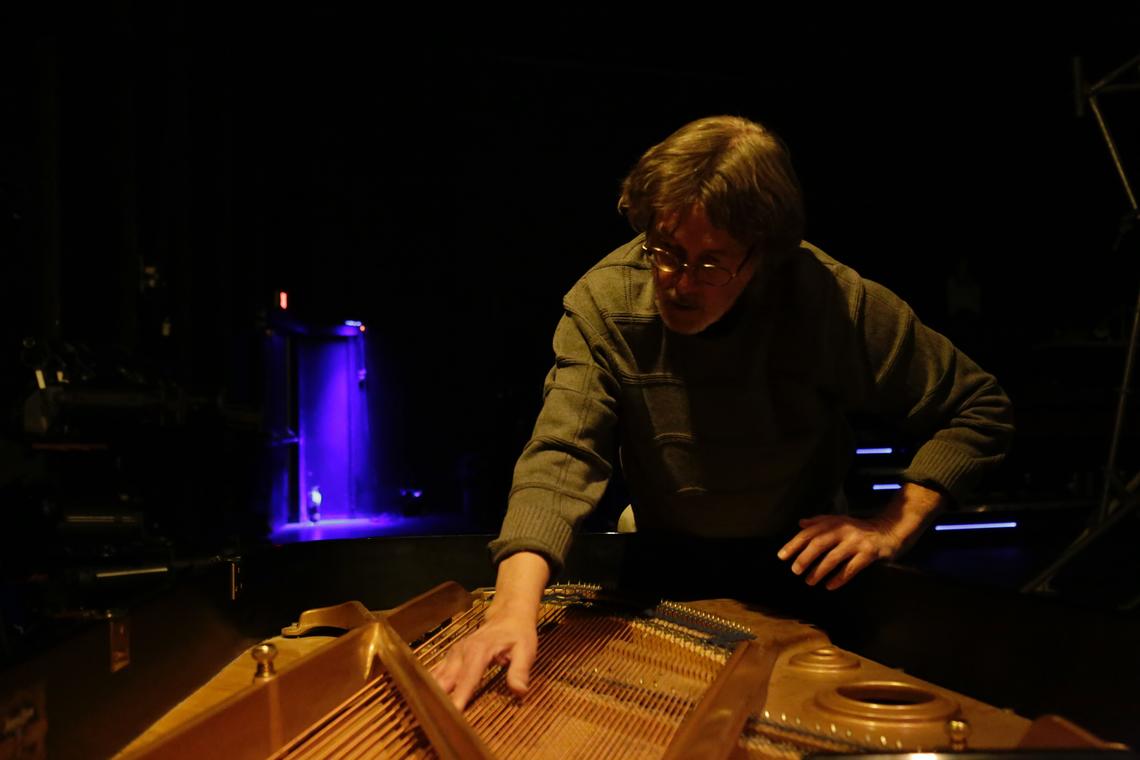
[117,581,478,760]
[116,583,1124,759]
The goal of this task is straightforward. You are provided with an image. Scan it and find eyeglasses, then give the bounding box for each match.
[641,242,752,287]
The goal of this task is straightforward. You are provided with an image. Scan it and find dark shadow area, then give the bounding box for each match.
[2,4,1140,754]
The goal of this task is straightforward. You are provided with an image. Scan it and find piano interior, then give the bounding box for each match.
[113,578,1126,760]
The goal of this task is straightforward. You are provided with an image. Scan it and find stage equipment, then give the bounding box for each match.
[1024,53,1140,609]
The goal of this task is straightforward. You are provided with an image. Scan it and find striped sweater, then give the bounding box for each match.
[490,237,1013,572]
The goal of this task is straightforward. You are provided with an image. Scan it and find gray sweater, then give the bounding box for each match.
[490,237,1013,572]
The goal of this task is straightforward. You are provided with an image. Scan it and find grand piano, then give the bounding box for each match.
[3,532,1136,759]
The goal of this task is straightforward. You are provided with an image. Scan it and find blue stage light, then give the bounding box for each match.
[934,522,1017,532]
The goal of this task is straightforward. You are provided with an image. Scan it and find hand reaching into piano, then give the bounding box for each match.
[431,551,550,710]
[777,483,945,590]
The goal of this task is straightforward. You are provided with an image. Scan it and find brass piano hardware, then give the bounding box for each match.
[788,646,861,674]
[281,600,373,636]
[947,717,971,750]
[251,643,278,681]
[814,680,958,724]
[109,612,130,673]
[281,581,475,639]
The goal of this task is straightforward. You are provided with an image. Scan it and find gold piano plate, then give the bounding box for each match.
[117,582,1117,759]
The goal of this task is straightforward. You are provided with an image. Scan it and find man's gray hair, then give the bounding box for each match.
[619,115,805,257]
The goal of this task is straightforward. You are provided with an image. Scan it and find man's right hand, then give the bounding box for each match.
[430,606,538,709]
[430,551,549,710]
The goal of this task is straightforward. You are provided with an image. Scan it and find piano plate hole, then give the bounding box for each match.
[837,684,935,706]
[816,680,957,723]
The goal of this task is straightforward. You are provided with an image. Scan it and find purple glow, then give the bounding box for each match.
[934,522,1018,532]
[855,447,893,455]
[872,483,902,491]
[275,516,400,531]
[267,513,471,544]
[270,515,402,543]
[292,329,375,532]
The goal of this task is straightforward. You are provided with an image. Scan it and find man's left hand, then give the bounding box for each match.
[777,483,946,590]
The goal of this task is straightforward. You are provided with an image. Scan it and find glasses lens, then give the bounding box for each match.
[645,245,737,286]
[648,247,680,273]
[698,267,733,287]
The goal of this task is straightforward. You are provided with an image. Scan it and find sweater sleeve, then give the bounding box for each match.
[488,301,621,574]
[852,278,1014,503]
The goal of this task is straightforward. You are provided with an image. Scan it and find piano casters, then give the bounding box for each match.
[1024,54,1140,611]
[251,642,278,681]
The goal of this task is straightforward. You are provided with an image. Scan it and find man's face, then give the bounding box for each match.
[650,205,756,335]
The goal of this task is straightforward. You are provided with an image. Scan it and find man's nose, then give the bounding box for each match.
[674,267,701,296]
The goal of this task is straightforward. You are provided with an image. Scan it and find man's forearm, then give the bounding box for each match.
[486,551,550,623]
[878,482,947,552]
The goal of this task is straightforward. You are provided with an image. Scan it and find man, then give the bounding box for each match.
[432,115,1013,709]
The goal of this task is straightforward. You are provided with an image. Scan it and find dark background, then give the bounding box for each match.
[2,4,1139,606]
[2,4,1140,753]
